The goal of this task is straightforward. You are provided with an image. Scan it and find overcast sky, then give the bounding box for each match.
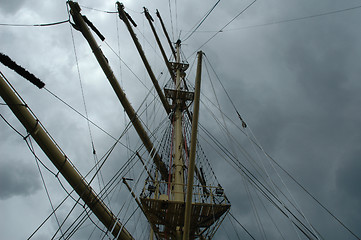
[1,0,361,239]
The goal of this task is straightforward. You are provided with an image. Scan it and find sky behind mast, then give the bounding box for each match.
[0,0,361,239]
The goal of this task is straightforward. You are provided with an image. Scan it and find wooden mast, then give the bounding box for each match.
[172,40,185,240]
[172,41,185,203]
[156,9,177,59]
[68,1,169,181]
[116,2,171,115]
[144,7,176,83]
[133,7,230,239]
[0,3,230,239]
[0,75,134,240]
[183,51,202,240]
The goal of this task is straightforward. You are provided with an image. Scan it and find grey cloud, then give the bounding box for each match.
[0,0,26,15]
[0,158,41,199]
[336,147,361,201]
[1,0,361,239]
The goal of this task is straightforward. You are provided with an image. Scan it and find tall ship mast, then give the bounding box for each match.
[0,1,360,240]
[0,2,231,239]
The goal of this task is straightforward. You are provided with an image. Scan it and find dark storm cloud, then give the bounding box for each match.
[0,0,26,15]
[264,9,361,194]
[1,0,361,239]
[335,145,361,225]
[337,146,361,197]
[0,158,41,199]
[192,1,361,238]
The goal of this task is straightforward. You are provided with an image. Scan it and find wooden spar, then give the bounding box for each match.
[144,7,176,83]
[173,41,185,240]
[145,6,207,195]
[68,1,169,181]
[136,152,155,182]
[143,6,211,197]
[122,178,158,237]
[156,9,177,60]
[145,8,190,92]
[0,75,134,240]
[150,171,160,240]
[183,51,202,240]
[116,2,171,115]
[173,41,185,202]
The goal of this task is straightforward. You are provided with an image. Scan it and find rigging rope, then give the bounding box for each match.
[225,4,361,31]
[3,2,360,239]
[268,152,361,240]
[204,54,269,237]
[79,4,117,14]
[61,143,125,238]
[0,19,69,27]
[245,170,267,240]
[191,63,359,239]
[27,189,74,239]
[25,138,90,239]
[182,4,361,34]
[207,131,304,238]
[45,87,132,151]
[255,187,287,240]
[202,54,319,240]
[13,86,158,239]
[51,197,81,240]
[168,0,175,42]
[188,0,257,59]
[199,94,270,188]
[199,56,360,238]
[167,115,175,196]
[0,112,26,138]
[175,0,179,39]
[68,9,110,206]
[133,22,164,62]
[204,54,247,128]
[110,156,150,239]
[103,41,156,95]
[29,137,65,239]
[0,72,82,181]
[246,128,289,239]
[228,211,256,240]
[227,213,241,240]
[248,125,320,239]
[182,0,221,42]
[60,133,136,240]
[198,123,319,239]
[71,116,170,238]
[1,83,144,240]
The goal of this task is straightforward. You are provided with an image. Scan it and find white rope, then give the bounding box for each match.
[247,125,320,240]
